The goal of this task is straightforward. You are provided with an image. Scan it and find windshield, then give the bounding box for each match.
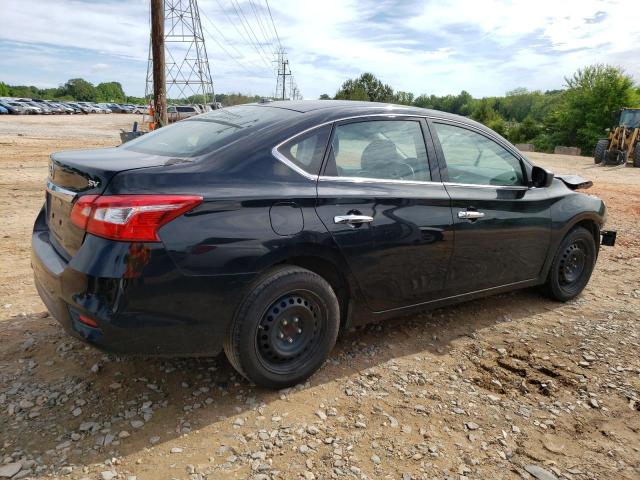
[620,109,640,128]
[121,105,297,157]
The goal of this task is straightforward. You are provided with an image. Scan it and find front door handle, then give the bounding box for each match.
[458,210,485,220]
[334,214,374,227]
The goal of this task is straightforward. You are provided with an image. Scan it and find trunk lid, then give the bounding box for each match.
[46,147,173,257]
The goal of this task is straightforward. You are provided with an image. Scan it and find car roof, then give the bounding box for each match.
[239,100,492,134]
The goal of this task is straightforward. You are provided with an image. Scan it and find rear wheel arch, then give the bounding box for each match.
[280,255,352,328]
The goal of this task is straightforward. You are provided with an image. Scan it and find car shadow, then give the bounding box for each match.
[0,287,565,471]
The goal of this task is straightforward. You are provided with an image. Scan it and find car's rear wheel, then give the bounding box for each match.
[543,226,596,302]
[633,145,640,168]
[594,139,608,164]
[224,266,339,389]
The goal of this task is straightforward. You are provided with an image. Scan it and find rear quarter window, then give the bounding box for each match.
[275,125,332,176]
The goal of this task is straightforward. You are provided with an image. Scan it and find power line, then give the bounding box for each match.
[211,0,274,71]
[200,20,271,79]
[199,6,273,77]
[264,0,282,50]
[248,0,275,52]
[229,0,274,68]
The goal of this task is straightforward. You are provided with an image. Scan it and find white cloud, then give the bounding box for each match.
[90,63,109,73]
[0,0,638,98]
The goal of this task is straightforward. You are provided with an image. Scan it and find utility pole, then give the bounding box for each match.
[281,59,289,100]
[150,0,167,127]
[275,50,291,101]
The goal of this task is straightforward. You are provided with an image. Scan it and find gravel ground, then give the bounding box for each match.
[0,114,639,480]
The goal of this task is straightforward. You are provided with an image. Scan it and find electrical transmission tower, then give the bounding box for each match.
[145,0,215,107]
[275,47,300,100]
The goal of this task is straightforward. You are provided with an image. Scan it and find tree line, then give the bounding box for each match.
[0,78,145,104]
[0,78,264,108]
[324,65,640,154]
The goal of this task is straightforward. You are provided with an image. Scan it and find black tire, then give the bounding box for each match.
[594,139,608,164]
[543,226,597,302]
[223,266,340,389]
[633,145,640,168]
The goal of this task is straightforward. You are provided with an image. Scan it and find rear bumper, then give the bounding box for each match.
[31,228,254,356]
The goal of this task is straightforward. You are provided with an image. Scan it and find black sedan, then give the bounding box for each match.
[32,101,615,388]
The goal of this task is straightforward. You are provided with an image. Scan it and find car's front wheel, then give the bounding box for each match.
[543,226,597,301]
[224,266,340,389]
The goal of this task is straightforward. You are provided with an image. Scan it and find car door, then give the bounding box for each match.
[315,116,454,312]
[429,119,552,295]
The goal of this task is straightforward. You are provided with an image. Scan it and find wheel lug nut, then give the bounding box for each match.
[293,317,299,323]
[278,333,284,339]
[297,328,302,334]
[283,320,288,326]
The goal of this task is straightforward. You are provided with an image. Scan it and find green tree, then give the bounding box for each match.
[334,73,394,102]
[393,91,414,105]
[96,82,126,102]
[319,93,330,100]
[553,64,638,152]
[62,78,96,101]
[0,82,8,96]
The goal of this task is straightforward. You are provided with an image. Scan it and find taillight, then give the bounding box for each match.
[70,195,203,242]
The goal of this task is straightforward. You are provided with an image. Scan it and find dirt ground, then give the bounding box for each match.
[0,114,638,480]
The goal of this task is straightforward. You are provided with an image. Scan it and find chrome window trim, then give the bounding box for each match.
[271,114,429,182]
[46,180,77,202]
[319,175,442,186]
[443,181,529,191]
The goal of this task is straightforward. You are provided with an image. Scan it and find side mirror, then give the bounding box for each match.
[531,166,554,188]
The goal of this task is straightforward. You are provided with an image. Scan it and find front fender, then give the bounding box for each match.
[540,188,606,281]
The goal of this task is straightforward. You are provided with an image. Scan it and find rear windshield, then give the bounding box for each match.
[176,106,196,112]
[121,105,297,157]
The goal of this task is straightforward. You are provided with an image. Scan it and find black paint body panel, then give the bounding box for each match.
[31,101,609,356]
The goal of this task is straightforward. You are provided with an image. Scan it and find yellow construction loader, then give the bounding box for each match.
[594,107,640,167]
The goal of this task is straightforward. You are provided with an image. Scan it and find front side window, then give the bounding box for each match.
[433,123,524,186]
[276,125,331,176]
[325,120,431,182]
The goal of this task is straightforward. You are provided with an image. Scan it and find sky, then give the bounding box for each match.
[0,0,639,100]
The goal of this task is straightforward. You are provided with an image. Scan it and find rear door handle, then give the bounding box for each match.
[334,214,374,226]
[457,210,485,220]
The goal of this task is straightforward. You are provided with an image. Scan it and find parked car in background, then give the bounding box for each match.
[68,102,92,114]
[167,105,199,122]
[105,103,126,113]
[0,101,26,114]
[44,102,65,114]
[132,105,149,114]
[65,103,85,114]
[0,105,8,114]
[96,104,113,113]
[20,100,49,114]
[14,101,42,114]
[75,102,101,113]
[32,101,615,388]
[51,102,75,114]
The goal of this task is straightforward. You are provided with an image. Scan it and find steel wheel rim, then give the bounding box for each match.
[559,240,587,286]
[255,290,325,374]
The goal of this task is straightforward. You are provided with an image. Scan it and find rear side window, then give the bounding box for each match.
[325,120,431,182]
[276,125,332,176]
[177,106,196,113]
